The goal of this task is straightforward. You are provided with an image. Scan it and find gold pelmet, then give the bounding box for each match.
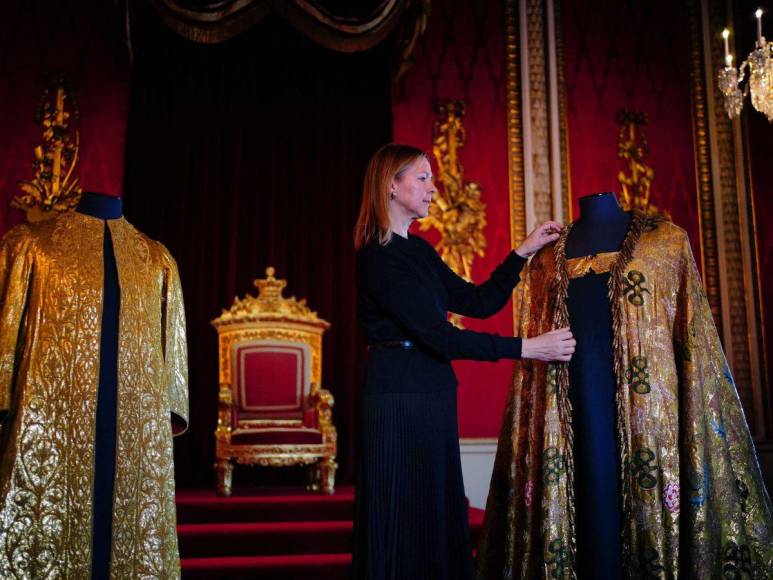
[477,211,773,579]
[0,211,189,578]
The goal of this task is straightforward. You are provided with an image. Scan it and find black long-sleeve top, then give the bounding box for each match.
[357,233,526,394]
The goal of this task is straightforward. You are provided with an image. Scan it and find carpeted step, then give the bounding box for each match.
[175,486,487,577]
[181,553,351,580]
[469,506,485,537]
[178,507,486,559]
[178,521,353,558]
[176,489,355,524]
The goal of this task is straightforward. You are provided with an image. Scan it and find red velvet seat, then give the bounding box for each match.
[230,430,323,446]
[212,267,337,495]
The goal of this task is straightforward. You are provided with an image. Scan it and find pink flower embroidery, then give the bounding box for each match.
[525,480,535,507]
[663,482,680,513]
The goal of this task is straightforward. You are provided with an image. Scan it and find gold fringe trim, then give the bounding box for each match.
[551,225,577,578]
[552,210,656,578]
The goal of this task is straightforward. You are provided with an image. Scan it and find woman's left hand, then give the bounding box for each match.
[515,221,563,258]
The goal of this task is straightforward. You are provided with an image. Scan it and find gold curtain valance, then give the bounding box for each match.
[150,0,421,51]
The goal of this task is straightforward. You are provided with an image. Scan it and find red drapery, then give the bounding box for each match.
[123,4,393,486]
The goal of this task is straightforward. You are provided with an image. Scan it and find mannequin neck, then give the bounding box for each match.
[566,192,631,258]
[76,192,123,220]
[577,192,626,225]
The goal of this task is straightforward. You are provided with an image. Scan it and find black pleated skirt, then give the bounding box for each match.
[352,388,474,580]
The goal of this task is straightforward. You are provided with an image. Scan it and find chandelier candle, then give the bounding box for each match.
[723,29,733,67]
[757,9,763,45]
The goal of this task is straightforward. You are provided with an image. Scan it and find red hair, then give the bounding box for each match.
[354,143,427,250]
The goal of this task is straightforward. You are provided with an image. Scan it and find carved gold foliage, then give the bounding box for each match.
[12,75,82,222]
[420,100,487,328]
[421,99,487,283]
[227,445,335,466]
[616,110,670,220]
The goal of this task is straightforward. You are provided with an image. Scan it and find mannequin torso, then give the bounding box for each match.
[564,192,628,579]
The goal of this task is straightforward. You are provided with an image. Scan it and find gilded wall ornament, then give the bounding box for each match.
[616,110,669,219]
[420,99,487,326]
[12,75,82,222]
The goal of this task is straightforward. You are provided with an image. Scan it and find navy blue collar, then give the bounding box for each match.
[76,192,123,220]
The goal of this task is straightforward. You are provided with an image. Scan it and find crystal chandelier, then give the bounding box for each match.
[718,9,773,121]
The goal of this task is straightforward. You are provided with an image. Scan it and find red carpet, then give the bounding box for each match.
[177,486,485,579]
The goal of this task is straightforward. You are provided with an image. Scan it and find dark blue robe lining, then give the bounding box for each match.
[91,222,119,580]
[567,272,622,580]
[76,193,121,580]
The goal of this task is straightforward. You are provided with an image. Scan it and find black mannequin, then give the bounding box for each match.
[565,191,631,258]
[76,192,121,580]
[564,192,629,580]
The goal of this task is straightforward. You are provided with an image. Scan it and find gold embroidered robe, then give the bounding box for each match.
[477,212,773,579]
[0,211,189,578]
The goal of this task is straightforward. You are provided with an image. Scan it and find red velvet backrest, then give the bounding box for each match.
[232,340,311,424]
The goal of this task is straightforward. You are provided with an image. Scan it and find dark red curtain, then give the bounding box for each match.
[123,4,392,487]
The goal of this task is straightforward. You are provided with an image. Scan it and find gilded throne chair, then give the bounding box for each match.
[211,267,337,496]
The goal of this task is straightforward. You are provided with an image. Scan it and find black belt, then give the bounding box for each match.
[368,340,415,351]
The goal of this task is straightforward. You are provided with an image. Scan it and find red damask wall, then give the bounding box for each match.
[394,0,708,438]
[561,0,702,260]
[0,1,129,235]
[392,0,513,438]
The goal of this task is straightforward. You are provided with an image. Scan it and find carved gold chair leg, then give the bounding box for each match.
[306,463,321,492]
[319,458,337,495]
[215,459,234,497]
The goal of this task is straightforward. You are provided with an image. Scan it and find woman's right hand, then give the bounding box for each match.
[521,327,575,362]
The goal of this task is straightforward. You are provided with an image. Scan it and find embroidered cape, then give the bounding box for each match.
[477,212,772,579]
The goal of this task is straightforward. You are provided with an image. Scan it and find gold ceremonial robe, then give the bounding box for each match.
[477,212,772,579]
[0,211,189,578]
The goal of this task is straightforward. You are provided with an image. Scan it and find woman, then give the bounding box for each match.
[352,144,575,579]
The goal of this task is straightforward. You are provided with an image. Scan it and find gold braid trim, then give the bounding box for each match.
[550,225,577,577]
[566,252,620,279]
[605,209,655,575]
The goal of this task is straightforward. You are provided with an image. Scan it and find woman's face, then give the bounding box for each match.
[390,157,435,220]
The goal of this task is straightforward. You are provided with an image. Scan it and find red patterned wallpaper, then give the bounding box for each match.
[561,0,702,263]
[393,0,512,438]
